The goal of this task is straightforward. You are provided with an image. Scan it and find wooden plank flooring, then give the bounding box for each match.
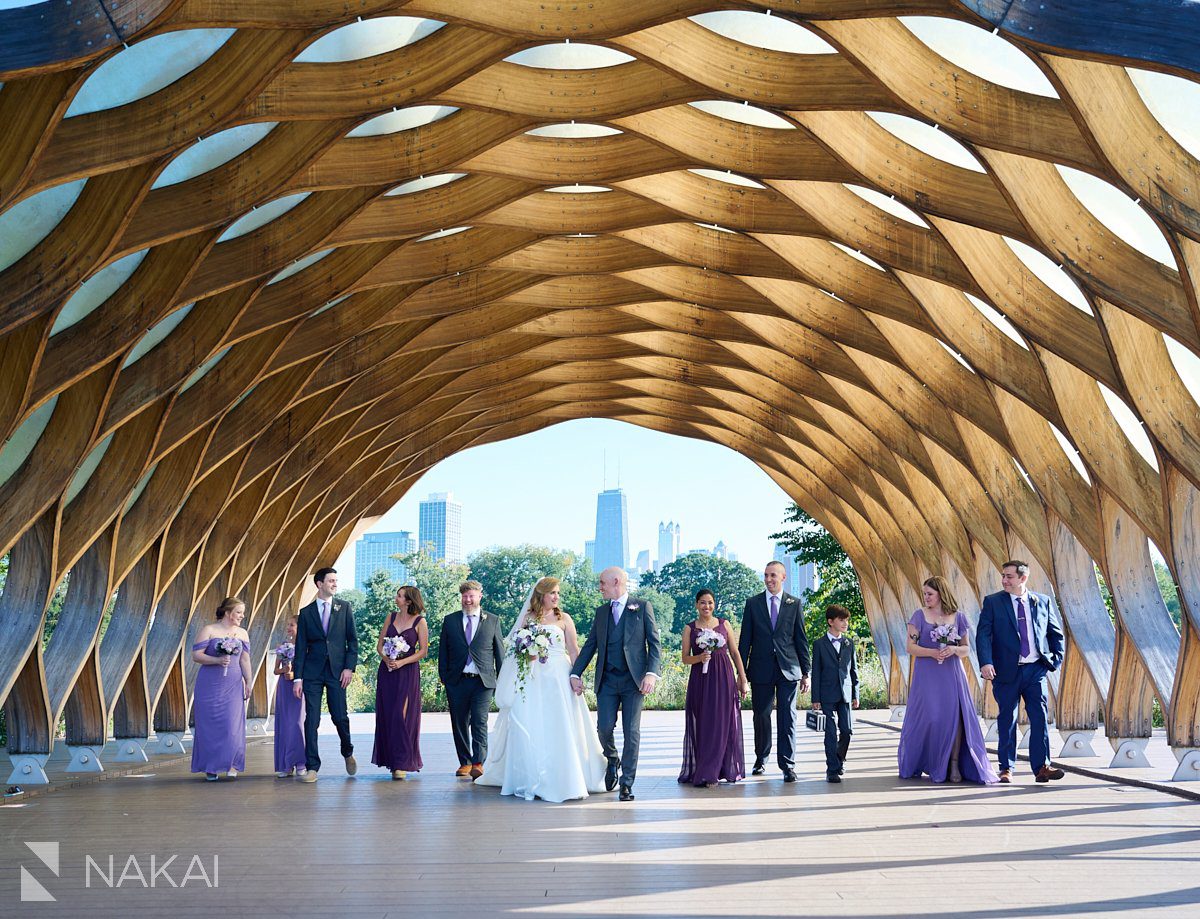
[2,712,1198,918]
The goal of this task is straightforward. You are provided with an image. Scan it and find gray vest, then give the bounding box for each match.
[605,606,629,674]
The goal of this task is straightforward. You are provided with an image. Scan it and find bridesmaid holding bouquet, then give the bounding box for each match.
[191,598,251,781]
[372,585,429,779]
[273,615,306,778]
[678,589,749,787]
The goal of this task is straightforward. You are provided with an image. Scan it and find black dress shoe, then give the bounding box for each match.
[752,760,766,776]
[619,786,635,802]
[837,766,844,776]
[605,763,619,792]
[827,773,842,783]
[782,770,797,783]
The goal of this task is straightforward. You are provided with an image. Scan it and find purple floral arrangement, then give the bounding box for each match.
[382,635,411,661]
[274,641,295,661]
[215,636,242,656]
[929,623,960,664]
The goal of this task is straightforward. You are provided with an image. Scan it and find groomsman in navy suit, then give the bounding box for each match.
[976,560,1065,784]
[739,561,811,782]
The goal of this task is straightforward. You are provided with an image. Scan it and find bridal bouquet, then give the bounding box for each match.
[506,623,553,697]
[215,636,242,675]
[930,623,960,664]
[382,635,411,662]
[273,641,295,662]
[694,628,726,674]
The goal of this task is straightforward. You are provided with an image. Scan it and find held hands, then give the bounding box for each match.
[339,669,354,689]
[699,651,712,665]
[936,646,956,663]
[569,675,584,696]
[639,674,658,695]
[980,664,996,681]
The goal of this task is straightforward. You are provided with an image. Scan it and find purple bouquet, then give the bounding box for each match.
[215,636,241,676]
[929,623,960,664]
[274,641,295,661]
[382,635,411,661]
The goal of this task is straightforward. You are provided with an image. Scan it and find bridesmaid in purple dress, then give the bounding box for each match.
[372,585,429,780]
[679,589,749,787]
[190,597,251,781]
[897,576,998,785]
[273,615,306,778]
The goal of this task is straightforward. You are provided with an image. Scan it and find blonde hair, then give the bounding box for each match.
[216,597,245,620]
[529,576,563,621]
[923,576,960,613]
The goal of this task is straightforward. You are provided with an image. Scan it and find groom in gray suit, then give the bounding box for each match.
[571,566,661,801]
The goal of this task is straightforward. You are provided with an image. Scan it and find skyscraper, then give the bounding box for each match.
[656,521,680,570]
[593,488,629,572]
[773,542,817,597]
[419,492,463,563]
[354,531,417,590]
[584,539,596,567]
[634,549,650,574]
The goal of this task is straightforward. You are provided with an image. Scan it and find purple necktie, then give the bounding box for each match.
[465,614,475,644]
[612,600,621,625]
[321,601,330,634]
[1016,597,1031,658]
[769,595,779,630]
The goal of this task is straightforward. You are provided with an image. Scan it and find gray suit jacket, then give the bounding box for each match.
[571,597,662,692]
[294,597,358,681]
[810,633,858,707]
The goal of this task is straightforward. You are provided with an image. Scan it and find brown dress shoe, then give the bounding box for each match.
[469,763,484,779]
[455,764,473,777]
[998,769,1012,784]
[1036,765,1065,783]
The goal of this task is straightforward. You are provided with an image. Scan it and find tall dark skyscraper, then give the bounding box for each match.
[593,488,629,572]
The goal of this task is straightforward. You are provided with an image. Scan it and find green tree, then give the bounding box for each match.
[639,553,762,636]
[1154,560,1182,628]
[336,573,402,707]
[560,556,604,636]
[396,548,471,666]
[466,545,571,626]
[635,584,677,649]
[772,504,872,653]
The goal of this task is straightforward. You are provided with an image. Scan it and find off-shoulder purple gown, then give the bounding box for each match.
[191,637,249,774]
[371,616,423,772]
[678,619,745,785]
[897,610,997,784]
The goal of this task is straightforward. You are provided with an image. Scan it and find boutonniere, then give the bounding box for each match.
[783,597,795,605]
[627,603,640,611]
[481,613,487,620]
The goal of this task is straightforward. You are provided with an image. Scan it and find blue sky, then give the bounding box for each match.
[334,418,794,575]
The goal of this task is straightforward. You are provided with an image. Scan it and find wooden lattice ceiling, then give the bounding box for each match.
[1,1,1199,778]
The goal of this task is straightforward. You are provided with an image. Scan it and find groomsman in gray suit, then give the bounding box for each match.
[739,561,811,782]
[571,566,661,801]
[438,580,505,780]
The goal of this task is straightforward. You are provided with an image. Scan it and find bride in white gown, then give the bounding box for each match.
[476,576,608,802]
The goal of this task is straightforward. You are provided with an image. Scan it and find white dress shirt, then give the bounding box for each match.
[1012,592,1039,664]
[462,609,481,674]
[827,632,843,656]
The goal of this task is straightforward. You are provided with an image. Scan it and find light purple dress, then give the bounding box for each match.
[897,610,998,784]
[274,667,305,773]
[191,637,249,774]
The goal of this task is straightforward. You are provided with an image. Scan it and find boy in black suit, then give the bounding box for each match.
[810,604,859,783]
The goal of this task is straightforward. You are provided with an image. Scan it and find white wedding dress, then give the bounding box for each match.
[476,617,608,802]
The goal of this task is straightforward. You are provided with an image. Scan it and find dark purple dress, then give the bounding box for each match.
[372,615,423,772]
[274,667,305,773]
[897,610,998,784]
[679,619,745,785]
[191,637,249,774]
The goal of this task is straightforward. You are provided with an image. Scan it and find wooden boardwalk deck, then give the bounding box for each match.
[2,712,1197,918]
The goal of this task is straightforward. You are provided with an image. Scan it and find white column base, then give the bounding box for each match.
[984,719,998,742]
[247,718,269,737]
[149,732,186,755]
[65,745,105,773]
[1170,748,1200,782]
[888,705,906,722]
[6,754,50,785]
[1107,737,1151,768]
[1057,730,1098,758]
[111,737,149,763]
